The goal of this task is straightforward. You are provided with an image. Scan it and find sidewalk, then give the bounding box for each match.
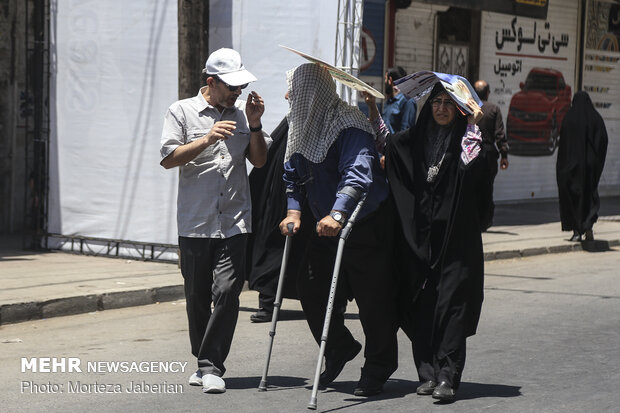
[2,197,619,325]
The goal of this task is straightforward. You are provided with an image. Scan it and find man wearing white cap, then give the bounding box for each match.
[160,48,270,394]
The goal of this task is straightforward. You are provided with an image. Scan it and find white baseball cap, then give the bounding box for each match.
[203,48,257,86]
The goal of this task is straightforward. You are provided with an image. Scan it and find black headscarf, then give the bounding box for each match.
[556,91,608,233]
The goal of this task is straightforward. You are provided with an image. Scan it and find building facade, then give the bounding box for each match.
[363,0,618,201]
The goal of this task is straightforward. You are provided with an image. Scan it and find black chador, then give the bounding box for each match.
[385,84,492,394]
[556,91,608,241]
[246,119,310,308]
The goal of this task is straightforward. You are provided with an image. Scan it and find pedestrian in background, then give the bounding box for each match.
[365,80,489,402]
[160,48,270,394]
[474,80,509,230]
[279,63,399,397]
[556,91,608,241]
[382,66,417,134]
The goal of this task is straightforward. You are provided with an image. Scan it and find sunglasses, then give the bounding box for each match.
[430,98,455,108]
[214,76,248,91]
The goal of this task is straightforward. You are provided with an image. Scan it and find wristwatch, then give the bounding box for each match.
[330,210,346,226]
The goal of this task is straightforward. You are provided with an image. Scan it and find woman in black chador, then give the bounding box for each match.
[246,118,312,322]
[556,91,608,242]
[366,82,491,402]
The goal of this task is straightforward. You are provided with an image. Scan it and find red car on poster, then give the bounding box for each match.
[506,68,572,156]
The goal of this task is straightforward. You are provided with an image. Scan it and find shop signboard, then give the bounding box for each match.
[478,0,579,200]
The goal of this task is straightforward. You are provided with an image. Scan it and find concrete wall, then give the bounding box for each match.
[393,3,448,74]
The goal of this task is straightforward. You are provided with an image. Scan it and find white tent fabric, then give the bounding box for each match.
[48,0,339,256]
[49,0,179,249]
[211,0,339,136]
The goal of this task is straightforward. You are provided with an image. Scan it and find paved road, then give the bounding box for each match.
[1,249,619,412]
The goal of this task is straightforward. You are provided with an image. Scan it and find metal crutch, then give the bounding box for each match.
[307,196,366,410]
[258,222,295,391]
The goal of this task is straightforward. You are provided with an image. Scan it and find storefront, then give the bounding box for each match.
[478,0,579,201]
[385,0,619,201]
[581,0,620,196]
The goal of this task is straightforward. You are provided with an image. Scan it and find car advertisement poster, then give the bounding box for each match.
[478,0,579,201]
[582,0,620,196]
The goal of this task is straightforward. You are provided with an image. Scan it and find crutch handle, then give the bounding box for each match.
[339,194,366,240]
[286,222,294,235]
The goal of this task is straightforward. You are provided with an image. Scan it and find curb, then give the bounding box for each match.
[0,285,185,326]
[484,238,620,261]
[2,239,618,326]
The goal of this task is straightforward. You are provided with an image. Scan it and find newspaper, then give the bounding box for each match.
[394,71,482,115]
[279,45,384,99]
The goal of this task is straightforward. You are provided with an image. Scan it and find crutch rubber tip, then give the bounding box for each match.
[258,380,267,391]
[307,398,317,410]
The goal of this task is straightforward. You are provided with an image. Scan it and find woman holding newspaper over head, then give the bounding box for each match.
[364,72,492,403]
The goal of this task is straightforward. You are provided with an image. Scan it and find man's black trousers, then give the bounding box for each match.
[178,234,247,377]
[297,201,399,383]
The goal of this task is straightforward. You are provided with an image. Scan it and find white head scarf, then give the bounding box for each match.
[284,63,374,163]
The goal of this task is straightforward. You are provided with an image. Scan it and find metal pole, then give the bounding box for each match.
[258,223,295,391]
[307,196,366,410]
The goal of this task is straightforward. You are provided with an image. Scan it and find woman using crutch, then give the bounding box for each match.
[278,63,399,398]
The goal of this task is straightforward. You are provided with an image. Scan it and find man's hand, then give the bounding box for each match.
[500,158,509,170]
[316,215,342,237]
[246,91,265,127]
[204,120,236,145]
[160,120,236,169]
[245,90,268,167]
[279,210,301,235]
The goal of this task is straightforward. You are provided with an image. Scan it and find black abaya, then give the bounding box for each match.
[556,91,608,235]
[247,119,310,301]
[385,84,492,388]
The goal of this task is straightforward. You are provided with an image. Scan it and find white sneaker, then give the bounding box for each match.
[202,374,226,393]
[188,370,202,386]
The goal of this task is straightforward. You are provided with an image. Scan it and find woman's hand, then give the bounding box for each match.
[466,98,483,124]
[362,92,380,122]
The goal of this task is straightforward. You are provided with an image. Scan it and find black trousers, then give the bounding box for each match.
[409,276,467,389]
[178,234,247,377]
[481,145,499,229]
[298,201,399,382]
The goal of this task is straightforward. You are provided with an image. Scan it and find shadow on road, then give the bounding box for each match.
[317,378,417,412]
[226,375,308,391]
[580,239,611,252]
[457,381,522,400]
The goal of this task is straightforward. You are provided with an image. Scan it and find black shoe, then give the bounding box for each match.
[319,340,362,386]
[250,309,272,323]
[569,231,582,242]
[353,373,385,397]
[432,381,455,402]
[416,380,437,395]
